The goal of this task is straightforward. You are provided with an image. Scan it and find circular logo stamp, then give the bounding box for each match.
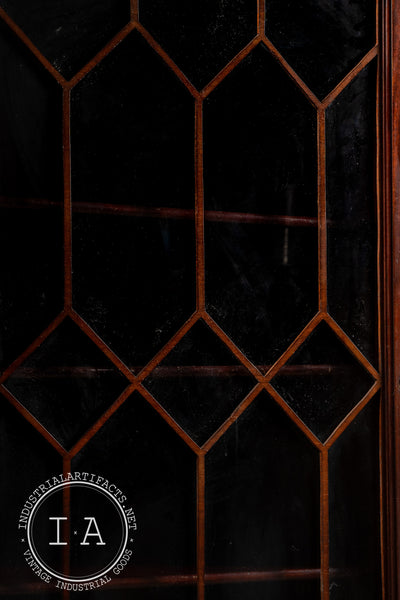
[18,472,137,592]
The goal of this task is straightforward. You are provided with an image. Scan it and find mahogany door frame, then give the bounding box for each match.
[382,1,400,598]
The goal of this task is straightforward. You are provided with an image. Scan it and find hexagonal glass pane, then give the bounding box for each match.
[204,44,318,368]
[71,30,196,369]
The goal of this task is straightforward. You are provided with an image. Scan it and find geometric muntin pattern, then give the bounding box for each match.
[0,3,381,600]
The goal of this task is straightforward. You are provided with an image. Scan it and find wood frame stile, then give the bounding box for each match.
[382,1,400,599]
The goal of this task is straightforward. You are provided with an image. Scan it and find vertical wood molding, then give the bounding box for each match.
[382,1,400,597]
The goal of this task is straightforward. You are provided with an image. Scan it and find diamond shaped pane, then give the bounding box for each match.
[143,320,256,446]
[4,318,128,449]
[270,322,374,442]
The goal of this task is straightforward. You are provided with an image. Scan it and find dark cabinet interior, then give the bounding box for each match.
[0,2,389,599]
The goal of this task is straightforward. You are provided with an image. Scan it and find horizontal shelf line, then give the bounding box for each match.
[0,568,353,594]
[0,196,319,226]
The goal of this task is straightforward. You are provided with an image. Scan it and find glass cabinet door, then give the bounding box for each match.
[0,1,388,599]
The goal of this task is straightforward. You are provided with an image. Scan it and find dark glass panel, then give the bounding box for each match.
[265,0,376,99]
[206,391,320,571]
[0,398,62,592]
[327,61,377,366]
[271,322,374,442]
[71,586,196,599]
[0,21,63,200]
[65,484,127,579]
[206,222,317,367]
[144,320,256,446]
[0,204,63,372]
[72,391,197,577]
[204,45,318,363]
[139,0,257,90]
[329,397,381,600]
[0,0,130,80]
[71,30,194,209]
[0,23,63,370]
[204,44,317,216]
[73,213,195,370]
[5,318,128,449]
[205,579,320,600]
